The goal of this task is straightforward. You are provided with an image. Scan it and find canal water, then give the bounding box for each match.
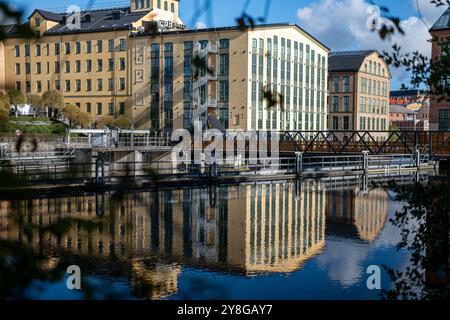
[0,177,417,300]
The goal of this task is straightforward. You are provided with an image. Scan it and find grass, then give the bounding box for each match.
[0,116,67,135]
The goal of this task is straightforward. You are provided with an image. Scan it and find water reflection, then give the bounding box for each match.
[0,177,405,299]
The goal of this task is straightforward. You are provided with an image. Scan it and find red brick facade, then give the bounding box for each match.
[430,28,450,130]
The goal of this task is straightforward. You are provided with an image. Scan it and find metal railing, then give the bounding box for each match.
[0,153,432,187]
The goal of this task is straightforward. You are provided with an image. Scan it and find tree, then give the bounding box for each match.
[61,104,92,128]
[113,116,133,129]
[95,115,115,129]
[74,111,93,128]
[7,91,26,116]
[27,94,43,117]
[42,90,64,118]
[0,98,9,129]
[61,104,79,127]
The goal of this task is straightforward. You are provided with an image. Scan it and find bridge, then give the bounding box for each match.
[276,130,450,159]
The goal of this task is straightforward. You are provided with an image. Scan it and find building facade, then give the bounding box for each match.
[0,1,185,121]
[130,24,329,131]
[328,51,391,140]
[430,8,450,131]
[0,0,329,132]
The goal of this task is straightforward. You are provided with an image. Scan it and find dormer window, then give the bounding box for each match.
[35,18,41,27]
[84,14,91,23]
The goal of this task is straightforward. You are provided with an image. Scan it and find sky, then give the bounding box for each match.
[7,0,449,89]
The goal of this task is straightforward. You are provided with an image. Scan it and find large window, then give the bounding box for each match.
[439,109,450,131]
[332,96,339,112]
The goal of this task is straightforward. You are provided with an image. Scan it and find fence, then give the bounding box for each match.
[0,153,432,187]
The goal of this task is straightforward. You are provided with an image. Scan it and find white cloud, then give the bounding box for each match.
[296,0,447,88]
[195,21,208,29]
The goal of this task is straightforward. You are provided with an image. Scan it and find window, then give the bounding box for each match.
[108,78,114,91]
[120,58,125,71]
[65,80,70,92]
[108,103,114,116]
[76,60,81,72]
[36,81,42,93]
[343,116,350,130]
[97,103,102,115]
[171,3,174,12]
[75,80,81,92]
[343,76,350,92]
[333,77,339,92]
[25,63,30,75]
[65,42,70,54]
[75,42,81,54]
[332,116,339,130]
[65,61,70,73]
[86,79,92,91]
[332,96,339,112]
[36,62,41,74]
[55,80,60,91]
[97,40,103,53]
[36,44,41,56]
[219,80,229,102]
[35,18,41,26]
[86,60,92,72]
[15,63,20,75]
[120,78,125,91]
[164,1,168,10]
[439,110,450,131]
[343,96,350,112]
[25,81,31,93]
[25,44,30,56]
[108,39,114,52]
[97,79,103,91]
[14,45,20,57]
[219,54,229,75]
[86,41,92,53]
[108,58,114,71]
[119,102,125,115]
[55,43,60,55]
[86,103,91,113]
[219,39,229,49]
[97,59,103,71]
[135,93,144,106]
[119,38,126,51]
[16,81,21,91]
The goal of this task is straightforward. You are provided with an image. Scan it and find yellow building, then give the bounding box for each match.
[0,0,329,132]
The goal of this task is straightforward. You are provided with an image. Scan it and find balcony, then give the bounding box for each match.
[193,43,218,58]
[192,74,218,91]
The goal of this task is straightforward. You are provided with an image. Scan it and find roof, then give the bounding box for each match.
[430,8,450,31]
[29,9,64,22]
[390,105,417,114]
[390,89,422,97]
[2,7,149,38]
[329,50,378,72]
[130,23,330,51]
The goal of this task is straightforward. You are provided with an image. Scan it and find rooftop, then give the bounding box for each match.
[329,50,378,72]
[390,105,418,114]
[2,7,149,38]
[430,8,450,31]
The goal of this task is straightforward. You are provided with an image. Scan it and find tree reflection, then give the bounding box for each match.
[382,175,449,300]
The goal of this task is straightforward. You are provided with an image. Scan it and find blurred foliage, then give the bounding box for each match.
[61,104,93,128]
[382,176,449,300]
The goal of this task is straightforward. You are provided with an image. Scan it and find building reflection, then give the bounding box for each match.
[325,187,388,242]
[0,179,390,298]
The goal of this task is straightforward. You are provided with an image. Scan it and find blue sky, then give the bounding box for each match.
[9,0,448,89]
